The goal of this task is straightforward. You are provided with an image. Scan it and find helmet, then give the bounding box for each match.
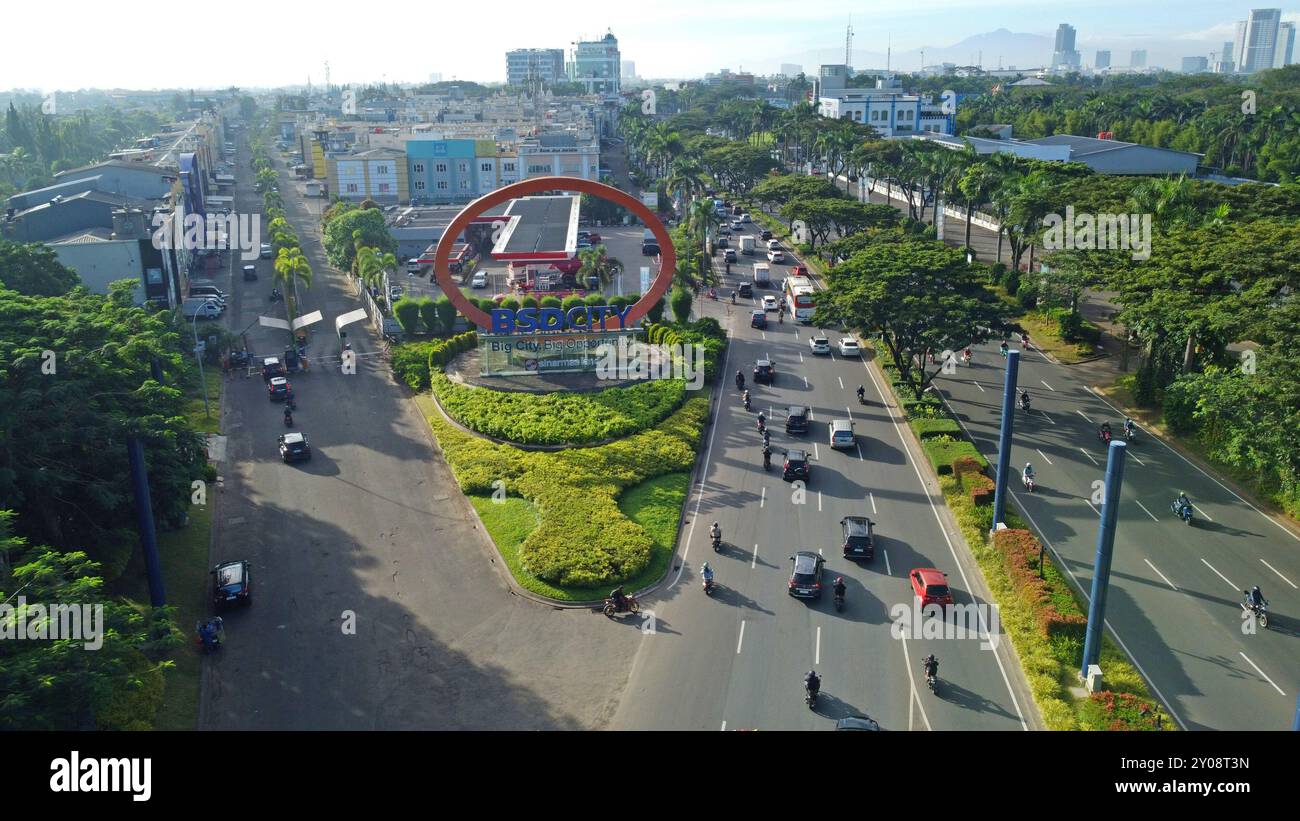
[713,521,719,527]
[835,576,844,585]
[1025,462,1032,469]
[702,562,711,572]
[1180,491,1186,497]
[1252,585,1260,593]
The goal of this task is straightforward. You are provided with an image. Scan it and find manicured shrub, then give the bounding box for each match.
[520,295,539,310]
[967,473,995,506]
[435,295,457,336]
[562,295,585,313]
[393,298,423,334]
[499,296,520,311]
[670,287,692,324]
[993,528,1087,647]
[584,293,605,309]
[391,340,438,390]
[540,296,563,310]
[922,435,987,474]
[910,418,962,439]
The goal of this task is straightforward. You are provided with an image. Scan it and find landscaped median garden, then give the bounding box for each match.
[391,319,727,601]
[868,341,1169,730]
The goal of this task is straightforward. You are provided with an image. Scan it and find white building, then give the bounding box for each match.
[1239,8,1283,73]
[517,132,600,181]
[818,77,953,138]
[1276,22,1296,67]
[569,32,621,97]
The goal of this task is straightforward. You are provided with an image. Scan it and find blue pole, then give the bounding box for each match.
[990,349,1020,532]
[127,437,167,608]
[1081,439,1127,679]
[1293,692,1300,731]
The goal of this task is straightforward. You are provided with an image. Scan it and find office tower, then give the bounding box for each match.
[1131,49,1147,67]
[507,49,566,87]
[1182,56,1209,72]
[1275,21,1295,67]
[621,60,636,80]
[1052,23,1081,67]
[780,63,804,77]
[1095,50,1111,69]
[1240,8,1282,73]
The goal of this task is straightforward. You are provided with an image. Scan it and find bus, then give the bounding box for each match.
[783,275,816,323]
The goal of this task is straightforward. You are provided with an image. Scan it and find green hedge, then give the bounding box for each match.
[909,417,962,439]
[432,372,687,445]
[921,435,988,474]
[429,331,478,369]
[391,341,438,391]
[428,397,709,588]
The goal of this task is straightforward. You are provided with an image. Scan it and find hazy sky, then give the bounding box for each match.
[3,0,1292,91]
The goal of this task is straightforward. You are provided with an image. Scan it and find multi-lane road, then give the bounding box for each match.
[936,340,1300,730]
[613,244,1039,730]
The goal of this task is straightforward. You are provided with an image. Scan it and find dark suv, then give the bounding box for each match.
[738,281,753,298]
[788,551,824,598]
[785,406,809,434]
[753,359,775,384]
[841,515,875,560]
[783,449,810,482]
[211,560,252,610]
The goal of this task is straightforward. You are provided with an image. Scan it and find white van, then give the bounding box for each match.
[182,297,223,320]
[829,419,855,450]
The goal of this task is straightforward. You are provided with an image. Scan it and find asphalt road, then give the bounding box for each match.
[612,242,1039,730]
[197,139,640,730]
[935,340,1300,730]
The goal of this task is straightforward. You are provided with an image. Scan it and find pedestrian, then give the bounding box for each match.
[222,356,230,379]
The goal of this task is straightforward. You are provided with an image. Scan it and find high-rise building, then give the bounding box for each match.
[1052,24,1081,68]
[1130,49,1147,67]
[1275,22,1296,67]
[1216,41,1236,73]
[780,63,804,77]
[1234,21,1248,72]
[1095,50,1111,69]
[569,32,621,96]
[1182,56,1209,73]
[620,60,636,80]
[1240,8,1283,73]
[429,72,443,83]
[506,49,566,87]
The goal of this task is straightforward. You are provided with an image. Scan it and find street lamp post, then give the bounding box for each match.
[192,311,211,419]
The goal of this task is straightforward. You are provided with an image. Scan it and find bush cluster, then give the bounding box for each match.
[433,373,686,445]
[428,398,709,587]
[992,528,1088,650]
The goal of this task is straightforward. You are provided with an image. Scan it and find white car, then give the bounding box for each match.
[809,336,831,355]
[471,271,488,288]
[260,243,273,259]
[388,286,403,303]
[741,213,752,222]
[731,220,743,230]
[767,249,785,263]
[767,239,781,251]
[762,295,779,311]
[838,338,861,357]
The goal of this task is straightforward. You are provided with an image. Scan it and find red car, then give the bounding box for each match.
[909,567,954,608]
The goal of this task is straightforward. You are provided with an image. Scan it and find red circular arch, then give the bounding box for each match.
[432,176,676,331]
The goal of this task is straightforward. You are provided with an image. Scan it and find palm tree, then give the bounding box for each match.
[273,247,314,321]
[958,158,999,251]
[686,198,720,283]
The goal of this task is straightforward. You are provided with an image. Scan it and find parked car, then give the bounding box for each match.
[840,516,875,559]
[267,376,291,401]
[767,249,785,264]
[838,338,861,357]
[388,285,403,304]
[809,336,831,355]
[783,448,810,482]
[211,560,251,610]
[753,359,775,384]
[750,310,767,329]
[260,243,273,259]
[785,405,809,434]
[242,264,258,281]
[471,271,488,288]
[910,567,954,608]
[787,550,824,598]
[279,432,311,463]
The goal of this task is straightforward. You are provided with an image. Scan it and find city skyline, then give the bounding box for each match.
[1,0,1297,91]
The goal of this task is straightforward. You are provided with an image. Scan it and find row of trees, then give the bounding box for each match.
[250,135,314,323]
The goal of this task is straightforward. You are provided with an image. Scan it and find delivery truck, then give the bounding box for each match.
[739,235,755,255]
[752,262,771,287]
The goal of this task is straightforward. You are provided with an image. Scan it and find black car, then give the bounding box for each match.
[841,515,875,559]
[279,432,311,462]
[753,359,775,384]
[750,310,767,329]
[716,236,729,248]
[211,560,251,610]
[788,550,824,598]
[242,264,258,281]
[783,448,810,482]
[738,281,753,298]
[641,241,661,256]
[723,248,737,263]
[785,405,809,434]
[760,230,773,241]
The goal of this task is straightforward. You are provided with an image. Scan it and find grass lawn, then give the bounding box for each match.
[1018,310,1097,364]
[185,370,223,435]
[106,500,212,730]
[469,471,688,602]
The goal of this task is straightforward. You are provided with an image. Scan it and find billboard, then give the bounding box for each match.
[479,330,638,376]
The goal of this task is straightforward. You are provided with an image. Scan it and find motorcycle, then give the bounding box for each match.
[195,617,224,654]
[703,577,716,596]
[743,394,751,411]
[962,351,972,366]
[856,390,867,405]
[1099,428,1112,444]
[1022,473,1035,493]
[269,289,283,303]
[926,671,938,694]
[833,592,845,612]
[1018,396,1031,412]
[1171,500,1193,525]
[735,374,745,391]
[778,313,784,324]
[602,595,640,618]
[283,410,293,428]
[1124,425,1136,442]
[711,533,722,553]
[757,417,766,433]
[762,450,771,471]
[1241,593,1269,628]
[999,346,1009,359]
[804,685,819,709]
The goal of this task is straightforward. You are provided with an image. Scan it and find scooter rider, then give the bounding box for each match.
[1022,462,1035,486]
[710,521,721,545]
[757,411,766,431]
[736,370,745,391]
[1175,490,1192,516]
[1123,417,1136,439]
[743,389,751,410]
[963,347,972,364]
[1018,389,1031,411]
[701,562,715,587]
[283,406,293,426]
[856,384,866,402]
[804,670,821,696]
[762,444,772,469]
[1100,421,1112,441]
[999,340,1009,357]
[923,654,939,681]
[609,585,629,612]
[1247,585,1267,610]
[832,576,846,601]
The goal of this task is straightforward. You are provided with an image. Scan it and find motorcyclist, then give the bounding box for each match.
[999,340,1009,357]
[856,385,866,402]
[804,670,821,696]
[709,522,721,545]
[1019,332,1030,347]
[1123,417,1136,439]
[762,444,772,469]
[963,347,972,364]
[757,411,766,431]
[1018,389,1031,411]
[1175,491,1191,516]
[609,585,628,612]
[778,311,784,324]
[736,370,745,390]
[1022,462,1035,486]
[923,654,939,680]
[701,562,715,586]
[832,576,846,601]
[743,389,751,409]
[731,290,737,304]
[283,407,293,426]
[762,428,770,446]
[1247,585,1267,610]
[1099,421,1112,441]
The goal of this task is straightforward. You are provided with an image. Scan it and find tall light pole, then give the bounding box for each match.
[192,311,211,419]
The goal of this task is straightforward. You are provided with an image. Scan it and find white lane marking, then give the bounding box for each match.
[815,626,821,665]
[870,492,877,514]
[669,320,734,591]
[1145,559,1178,591]
[973,380,985,392]
[818,491,822,512]
[1040,380,1055,391]
[838,376,844,390]
[1201,558,1236,591]
[1134,500,1160,522]
[721,721,727,731]
[798,352,803,363]
[1192,504,1214,522]
[1079,448,1098,465]
[804,376,809,388]
[883,548,892,576]
[1239,652,1286,696]
[1041,410,1055,424]
[856,442,864,461]
[1035,449,1053,466]
[846,406,852,419]
[736,621,746,654]
[761,332,767,340]
[751,543,759,569]
[1076,410,1093,424]
[1086,386,1300,543]
[760,486,766,508]
[1086,500,1100,517]
[859,355,1027,729]
[1129,451,1145,466]
[1260,559,1296,589]
[813,443,820,460]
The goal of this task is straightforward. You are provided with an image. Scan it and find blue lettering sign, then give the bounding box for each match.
[488,306,634,334]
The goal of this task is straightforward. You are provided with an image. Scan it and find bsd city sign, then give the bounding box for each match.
[432,177,675,332]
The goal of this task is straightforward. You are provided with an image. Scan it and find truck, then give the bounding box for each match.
[182,297,223,320]
[739,235,755,256]
[752,263,771,287]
